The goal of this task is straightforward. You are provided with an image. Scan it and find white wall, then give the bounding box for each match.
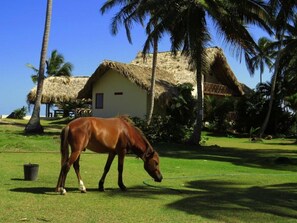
[92,70,148,118]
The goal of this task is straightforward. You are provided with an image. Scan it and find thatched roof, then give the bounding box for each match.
[78,60,177,100]
[131,47,245,96]
[78,47,246,101]
[27,76,89,104]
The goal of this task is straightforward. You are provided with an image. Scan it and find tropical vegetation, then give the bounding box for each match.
[25,1,297,143]
[101,0,273,145]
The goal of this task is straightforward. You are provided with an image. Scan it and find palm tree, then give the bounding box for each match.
[101,0,160,125]
[144,0,271,144]
[27,49,73,84]
[247,37,274,84]
[46,50,73,77]
[25,0,52,134]
[260,0,297,138]
[27,50,73,117]
[101,0,271,144]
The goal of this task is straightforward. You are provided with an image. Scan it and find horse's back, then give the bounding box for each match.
[67,117,129,153]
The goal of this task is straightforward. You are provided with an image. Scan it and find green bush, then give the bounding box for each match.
[132,83,196,143]
[8,106,27,119]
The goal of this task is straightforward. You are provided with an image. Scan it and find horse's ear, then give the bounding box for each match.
[146,150,155,159]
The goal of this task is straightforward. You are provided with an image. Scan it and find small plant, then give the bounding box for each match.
[200,136,209,145]
[7,106,27,119]
[249,126,262,142]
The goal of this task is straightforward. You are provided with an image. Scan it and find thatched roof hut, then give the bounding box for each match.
[78,47,245,102]
[27,76,89,104]
[131,47,245,96]
[78,60,177,100]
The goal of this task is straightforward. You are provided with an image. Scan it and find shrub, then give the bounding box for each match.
[132,83,196,144]
[7,106,27,119]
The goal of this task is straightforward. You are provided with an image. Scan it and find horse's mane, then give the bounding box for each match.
[118,115,153,150]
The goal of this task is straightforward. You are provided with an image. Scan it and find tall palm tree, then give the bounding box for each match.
[101,0,159,125]
[25,0,52,134]
[101,0,271,144]
[260,0,297,138]
[142,0,271,144]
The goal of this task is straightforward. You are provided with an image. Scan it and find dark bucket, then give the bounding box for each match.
[24,164,39,181]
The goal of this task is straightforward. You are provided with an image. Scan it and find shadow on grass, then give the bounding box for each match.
[166,180,297,221]
[9,185,163,198]
[10,187,82,195]
[10,180,297,221]
[155,143,297,172]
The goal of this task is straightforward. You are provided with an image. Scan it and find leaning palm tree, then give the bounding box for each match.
[259,0,297,138]
[25,0,52,134]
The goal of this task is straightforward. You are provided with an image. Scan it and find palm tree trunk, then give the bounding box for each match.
[190,68,204,145]
[259,56,280,138]
[147,36,158,125]
[260,31,284,138]
[25,0,52,134]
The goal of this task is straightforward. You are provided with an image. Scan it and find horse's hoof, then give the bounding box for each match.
[80,189,87,193]
[98,187,105,192]
[119,185,127,191]
[59,188,67,195]
[57,187,66,195]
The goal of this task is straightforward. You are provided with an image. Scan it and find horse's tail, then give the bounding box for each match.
[60,125,70,166]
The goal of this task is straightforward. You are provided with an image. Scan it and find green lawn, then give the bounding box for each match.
[0,118,297,222]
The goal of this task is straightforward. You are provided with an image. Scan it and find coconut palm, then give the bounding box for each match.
[260,0,297,138]
[246,37,274,84]
[27,49,73,84]
[25,0,52,134]
[101,0,271,144]
[143,0,272,144]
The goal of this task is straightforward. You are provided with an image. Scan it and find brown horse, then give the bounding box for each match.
[56,116,163,195]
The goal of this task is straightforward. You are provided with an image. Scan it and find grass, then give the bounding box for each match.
[0,118,297,222]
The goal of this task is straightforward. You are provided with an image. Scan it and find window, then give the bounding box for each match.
[114,92,123,95]
[95,93,104,109]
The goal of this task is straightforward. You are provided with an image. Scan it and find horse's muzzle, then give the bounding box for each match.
[154,174,163,182]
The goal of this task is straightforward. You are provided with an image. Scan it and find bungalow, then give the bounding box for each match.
[27,76,89,117]
[78,47,246,119]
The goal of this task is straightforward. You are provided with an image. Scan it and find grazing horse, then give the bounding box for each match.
[55,116,163,195]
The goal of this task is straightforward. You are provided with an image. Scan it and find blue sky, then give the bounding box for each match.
[0,0,271,116]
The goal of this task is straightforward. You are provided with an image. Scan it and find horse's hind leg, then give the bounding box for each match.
[58,151,81,195]
[99,152,116,191]
[73,155,87,193]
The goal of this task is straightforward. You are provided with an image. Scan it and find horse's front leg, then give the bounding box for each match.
[99,152,116,191]
[118,153,126,191]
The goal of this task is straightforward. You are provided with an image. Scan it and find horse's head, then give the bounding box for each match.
[144,150,163,182]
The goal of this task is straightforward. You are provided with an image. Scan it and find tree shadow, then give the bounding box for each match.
[166,180,297,221]
[155,143,297,172]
